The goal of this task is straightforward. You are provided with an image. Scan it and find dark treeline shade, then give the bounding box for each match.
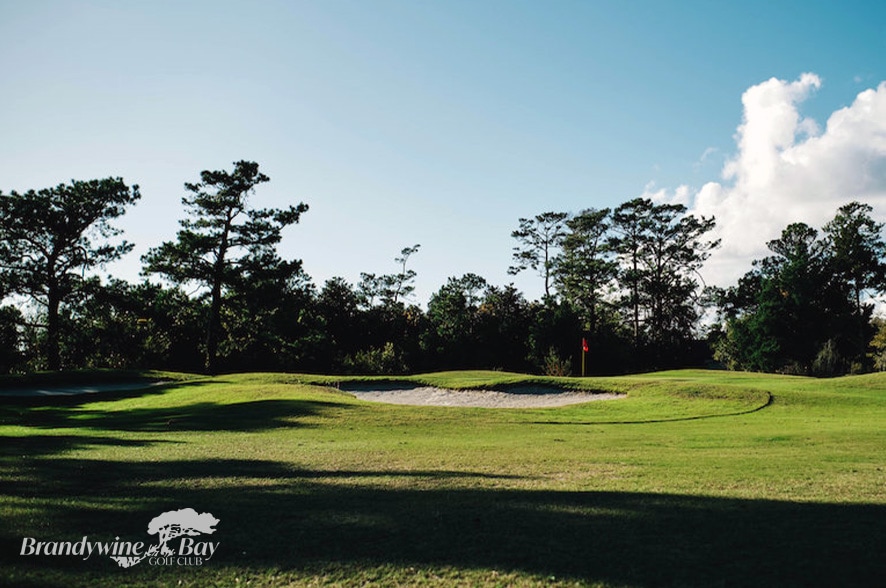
[1,163,885,376]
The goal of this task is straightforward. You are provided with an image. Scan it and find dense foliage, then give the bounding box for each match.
[713,203,886,375]
[0,178,141,370]
[142,160,308,373]
[1,163,884,376]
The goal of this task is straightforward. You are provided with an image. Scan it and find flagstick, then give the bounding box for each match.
[581,348,586,377]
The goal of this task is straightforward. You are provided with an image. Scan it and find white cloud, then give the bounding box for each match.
[652,73,886,288]
[642,181,691,207]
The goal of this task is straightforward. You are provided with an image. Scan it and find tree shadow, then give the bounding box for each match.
[0,434,179,458]
[2,457,882,587]
[1,393,346,435]
[338,381,422,392]
[0,379,214,408]
[0,380,350,461]
[62,399,343,433]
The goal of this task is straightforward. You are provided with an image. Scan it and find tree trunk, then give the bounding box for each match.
[205,278,222,374]
[205,217,231,374]
[543,244,550,299]
[46,287,61,371]
[632,254,640,347]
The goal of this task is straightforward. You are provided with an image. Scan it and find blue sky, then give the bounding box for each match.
[2,0,885,304]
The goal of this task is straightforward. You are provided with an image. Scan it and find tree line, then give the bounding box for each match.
[712,202,886,375]
[1,160,884,376]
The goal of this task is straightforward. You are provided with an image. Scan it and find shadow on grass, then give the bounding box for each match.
[1,395,345,436]
[0,379,213,407]
[61,399,342,433]
[0,369,172,391]
[0,435,179,458]
[2,457,882,587]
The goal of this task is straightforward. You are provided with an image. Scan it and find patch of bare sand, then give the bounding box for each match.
[342,384,625,408]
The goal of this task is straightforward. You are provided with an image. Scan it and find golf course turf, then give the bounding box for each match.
[1,370,883,587]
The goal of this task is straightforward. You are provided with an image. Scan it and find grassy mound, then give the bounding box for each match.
[1,370,884,587]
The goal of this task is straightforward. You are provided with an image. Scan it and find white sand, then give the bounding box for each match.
[343,384,624,408]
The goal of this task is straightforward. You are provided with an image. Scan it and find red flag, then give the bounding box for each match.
[582,337,589,353]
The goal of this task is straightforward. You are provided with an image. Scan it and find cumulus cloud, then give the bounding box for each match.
[657,73,886,287]
[642,181,691,207]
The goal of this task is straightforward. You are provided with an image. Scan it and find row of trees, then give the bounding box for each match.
[712,202,886,375]
[2,160,884,376]
[507,200,718,366]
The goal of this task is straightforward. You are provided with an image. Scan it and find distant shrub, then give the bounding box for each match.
[812,339,841,378]
[343,342,407,375]
[543,347,571,377]
[778,362,807,376]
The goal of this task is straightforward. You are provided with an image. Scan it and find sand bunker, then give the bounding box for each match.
[341,383,624,408]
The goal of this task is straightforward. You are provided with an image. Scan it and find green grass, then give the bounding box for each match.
[1,370,884,587]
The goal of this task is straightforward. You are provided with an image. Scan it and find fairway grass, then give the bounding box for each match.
[1,370,884,587]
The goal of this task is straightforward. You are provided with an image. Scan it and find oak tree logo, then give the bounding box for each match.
[20,508,220,567]
[111,508,220,568]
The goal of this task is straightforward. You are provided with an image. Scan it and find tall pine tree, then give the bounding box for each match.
[142,161,307,373]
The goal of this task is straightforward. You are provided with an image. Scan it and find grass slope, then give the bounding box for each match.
[1,370,884,587]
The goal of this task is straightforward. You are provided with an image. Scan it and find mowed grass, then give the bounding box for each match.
[0,370,884,587]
